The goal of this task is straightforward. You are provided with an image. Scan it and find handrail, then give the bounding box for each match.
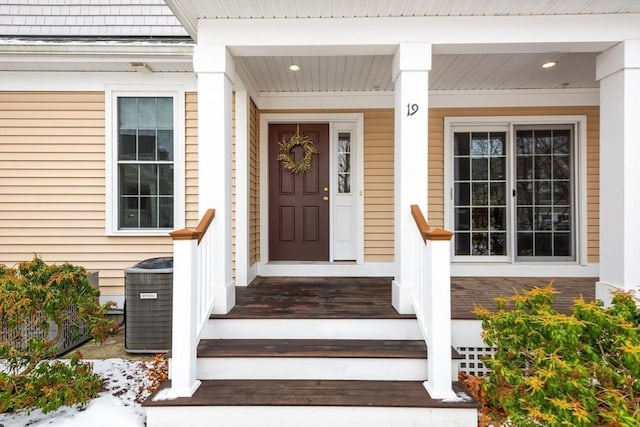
[410,204,453,243]
[170,209,215,243]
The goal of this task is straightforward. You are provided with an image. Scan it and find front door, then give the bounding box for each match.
[268,123,330,261]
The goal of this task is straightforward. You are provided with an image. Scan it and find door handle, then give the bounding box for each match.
[323,196,329,201]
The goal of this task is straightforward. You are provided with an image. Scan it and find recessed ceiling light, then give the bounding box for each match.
[288,64,301,71]
[542,61,557,69]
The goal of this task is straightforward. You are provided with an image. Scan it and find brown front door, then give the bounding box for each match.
[269,123,330,261]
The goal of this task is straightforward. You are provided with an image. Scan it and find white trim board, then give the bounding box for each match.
[256,89,598,110]
[257,262,394,277]
[0,73,597,109]
[0,72,197,91]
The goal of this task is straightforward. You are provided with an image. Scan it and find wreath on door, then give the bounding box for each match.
[277,125,318,175]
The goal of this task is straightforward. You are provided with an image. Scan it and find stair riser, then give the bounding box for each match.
[202,319,422,340]
[192,357,428,381]
[146,405,478,427]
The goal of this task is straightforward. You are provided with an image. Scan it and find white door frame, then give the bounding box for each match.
[259,113,365,274]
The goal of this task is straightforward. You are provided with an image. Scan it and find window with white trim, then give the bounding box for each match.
[107,91,183,233]
[447,119,580,263]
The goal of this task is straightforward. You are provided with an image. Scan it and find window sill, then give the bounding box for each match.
[106,229,174,237]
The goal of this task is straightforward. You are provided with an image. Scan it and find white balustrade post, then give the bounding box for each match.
[168,238,201,397]
[423,235,456,400]
[392,42,431,314]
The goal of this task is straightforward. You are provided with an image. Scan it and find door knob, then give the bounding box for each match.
[323,196,329,201]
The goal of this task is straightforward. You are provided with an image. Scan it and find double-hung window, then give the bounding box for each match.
[447,117,583,263]
[107,90,183,233]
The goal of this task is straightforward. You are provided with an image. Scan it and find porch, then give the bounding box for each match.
[144,275,595,427]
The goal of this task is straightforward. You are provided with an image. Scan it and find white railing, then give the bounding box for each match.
[410,205,456,400]
[165,209,216,398]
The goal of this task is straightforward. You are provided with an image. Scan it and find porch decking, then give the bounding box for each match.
[218,275,597,320]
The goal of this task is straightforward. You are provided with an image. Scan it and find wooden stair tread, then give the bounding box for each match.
[144,380,477,409]
[197,339,432,358]
[197,339,463,359]
[212,277,415,319]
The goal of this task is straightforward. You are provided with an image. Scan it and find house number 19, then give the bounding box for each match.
[407,103,419,117]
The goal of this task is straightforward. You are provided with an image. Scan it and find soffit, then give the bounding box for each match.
[165,0,640,39]
[237,52,598,92]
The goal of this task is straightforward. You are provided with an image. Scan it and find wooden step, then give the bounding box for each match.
[193,339,462,381]
[197,339,429,359]
[213,277,414,319]
[145,380,478,427]
[146,379,476,408]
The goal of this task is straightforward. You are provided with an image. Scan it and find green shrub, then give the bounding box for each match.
[0,256,117,413]
[475,285,640,427]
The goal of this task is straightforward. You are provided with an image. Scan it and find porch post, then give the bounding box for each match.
[596,40,640,304]
[392,43,431,314]
[193,44,235,313]
[235,90,251,286]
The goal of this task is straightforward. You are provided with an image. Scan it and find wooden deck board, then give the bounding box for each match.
[214,276,597,320]
[198,339,427,358]
[451,276,597,319]
[144,380,477,409]
[197,339,463,359]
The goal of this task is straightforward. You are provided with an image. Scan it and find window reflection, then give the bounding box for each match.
[337,132,351,193]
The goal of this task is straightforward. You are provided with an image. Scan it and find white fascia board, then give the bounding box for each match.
[199,15,640,54]
[429,88,599,108]
[0,40,194,57]
[451,262,599,278]
[0,71,197,91]
[256,89,598,110]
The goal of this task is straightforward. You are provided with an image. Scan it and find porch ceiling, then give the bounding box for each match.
[237,51,598,92]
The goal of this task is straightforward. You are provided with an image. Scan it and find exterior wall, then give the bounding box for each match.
[429,106,600,263]
[0,91,198,298]
[249,99,260,264]
[259,105,599,264]
[363,109,394,262]
[0,94,600,298]
[185,92,199,227]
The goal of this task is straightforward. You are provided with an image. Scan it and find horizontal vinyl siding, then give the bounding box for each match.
[429,106,599,263]
[185,92,199,227]
[249,99,260,265]
[0,91,191,297]
[363,110,394,262]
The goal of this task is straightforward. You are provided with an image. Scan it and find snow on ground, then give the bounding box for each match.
[0,359,154,427]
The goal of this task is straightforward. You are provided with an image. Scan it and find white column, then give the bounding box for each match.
[392,43,431,314]
[235,90,251,286]
[596,40,640,304]
[194,44,235,313]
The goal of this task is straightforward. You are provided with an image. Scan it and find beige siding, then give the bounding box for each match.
[363,110,394,262]
[0,91,196,297]
[185,92,199,227]
[249,99,260,264]
[429,106,600,262]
